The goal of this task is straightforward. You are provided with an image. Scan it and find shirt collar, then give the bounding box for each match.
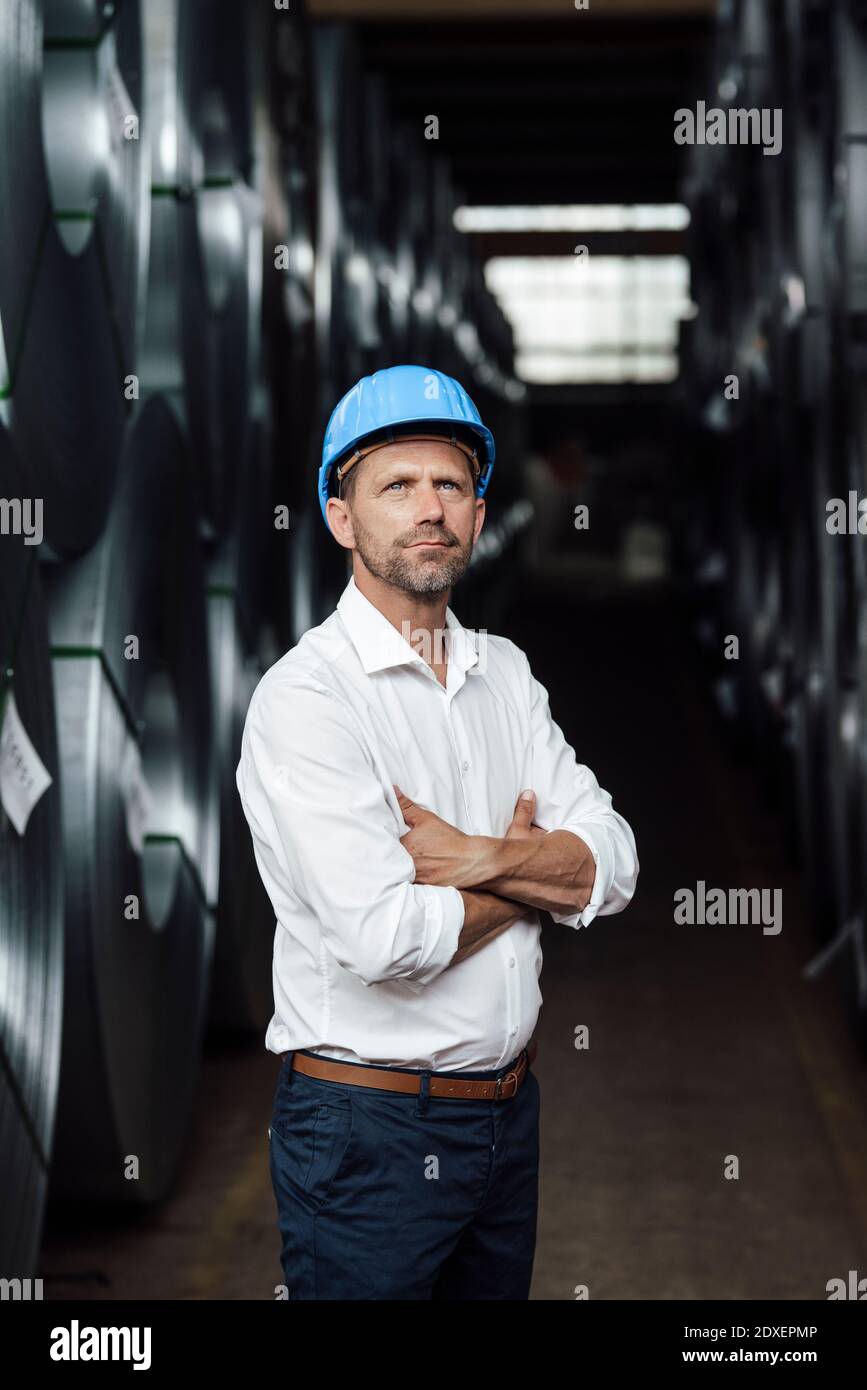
[336,573,480,678]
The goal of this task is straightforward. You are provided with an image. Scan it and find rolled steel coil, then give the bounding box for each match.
[263,0,317,539]
[438,208,473,382]
[783,0,837,924]
[362,71,399,363]
[383,122,418,364]
[406,145,443,365]
[204,581,271,1033]
[0,423,63,1274]
[204,408,274,1033]
[0,0,148,558]
[171,0,258,539]
[841,378,867,1031]
[313,22,370,407]
[138,0,187,431]
[830,1,867,362]
[788,0,867,942]
[44,395,216,1203]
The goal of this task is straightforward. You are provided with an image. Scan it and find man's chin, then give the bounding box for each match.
[407,550,453,569]
[394,549,470,593]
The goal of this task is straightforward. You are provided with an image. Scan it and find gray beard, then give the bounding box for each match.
[351,522,473,597]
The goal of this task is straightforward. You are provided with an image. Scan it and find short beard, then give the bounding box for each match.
[350,516,473,596]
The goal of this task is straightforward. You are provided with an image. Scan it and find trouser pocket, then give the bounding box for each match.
[270,1070,354,1210]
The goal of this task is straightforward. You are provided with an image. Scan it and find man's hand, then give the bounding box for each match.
[396,784,595,916]
[395,785,483,887]
[505,789,547,842]
[396,786,545,885]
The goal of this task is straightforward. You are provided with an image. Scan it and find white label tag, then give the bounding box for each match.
[119,736,153,855]
[0,688,53,835]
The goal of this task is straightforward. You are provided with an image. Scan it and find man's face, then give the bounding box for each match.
[326,438,486,597]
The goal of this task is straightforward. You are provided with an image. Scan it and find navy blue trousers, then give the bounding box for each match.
[268,1048,540,1300]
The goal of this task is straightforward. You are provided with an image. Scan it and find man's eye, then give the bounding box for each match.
[385,479,459,491]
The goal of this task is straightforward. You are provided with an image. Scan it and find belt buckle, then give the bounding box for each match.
[495,1067,519,1100]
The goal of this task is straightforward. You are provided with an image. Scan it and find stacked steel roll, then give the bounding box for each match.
[0,0,530,1275]
[0,423,63,1273]
[45,396,214,1203]
[683,0,867,1039]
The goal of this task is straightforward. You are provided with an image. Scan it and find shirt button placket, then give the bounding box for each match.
[448,705,473,826]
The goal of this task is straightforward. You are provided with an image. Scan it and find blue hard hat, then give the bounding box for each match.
[318,364,495,531]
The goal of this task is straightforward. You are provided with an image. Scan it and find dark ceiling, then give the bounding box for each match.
[355,15,714,207]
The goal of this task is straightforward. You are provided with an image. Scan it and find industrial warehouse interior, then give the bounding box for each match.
[1,0,867,1346]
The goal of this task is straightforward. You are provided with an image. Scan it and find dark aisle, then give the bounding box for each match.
[506,584,867,1299]
[39,585,867,1299]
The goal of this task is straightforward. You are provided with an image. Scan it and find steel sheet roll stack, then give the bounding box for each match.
[312,23,369,411]
[138,0,188,426]
[0,0,530,1272]
[264,1,317,486]
[204,405,276,1033]
[0,425,64,1275]
[44,397,215,1204]
[175,0,258,540]
[362,71,400,364]
[683,0,867,1038]
[256,4,320,654]
[383,122,419,364]
[1,0,147,560]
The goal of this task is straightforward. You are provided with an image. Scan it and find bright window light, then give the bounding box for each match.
[454,204,690,233]
[485,255,691,385]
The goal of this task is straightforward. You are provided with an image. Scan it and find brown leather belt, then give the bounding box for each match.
[286,1038,537,1100]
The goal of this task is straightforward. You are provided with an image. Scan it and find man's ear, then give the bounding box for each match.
[473,495,486,543]
[326,496,355,549]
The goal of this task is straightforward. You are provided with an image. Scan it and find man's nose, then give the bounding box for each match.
[412,481,446,523]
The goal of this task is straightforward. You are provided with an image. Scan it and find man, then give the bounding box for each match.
[236,364,638,1300]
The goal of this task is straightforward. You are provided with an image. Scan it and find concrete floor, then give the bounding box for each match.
[39,584,867,1299]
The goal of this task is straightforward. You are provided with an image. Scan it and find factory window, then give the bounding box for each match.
[483,253,693,385]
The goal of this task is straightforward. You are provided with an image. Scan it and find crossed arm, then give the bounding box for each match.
[395,784,597,916]
[239,666,637,987]
[394,784,599,965]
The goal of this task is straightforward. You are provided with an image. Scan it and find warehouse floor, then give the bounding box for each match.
[39,582,867,1300]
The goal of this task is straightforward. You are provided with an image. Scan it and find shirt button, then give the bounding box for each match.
[461,760,470,772]
[509,957,516,967]
[510,1026,517,1035]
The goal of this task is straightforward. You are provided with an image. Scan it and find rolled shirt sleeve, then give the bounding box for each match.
[518,648,639,928]
[236,676,465,989]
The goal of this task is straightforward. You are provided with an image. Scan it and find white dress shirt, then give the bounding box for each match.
[236,573,638,1071]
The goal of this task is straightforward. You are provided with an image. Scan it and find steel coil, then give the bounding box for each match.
[313,23,370,407]
[783,0,837,922]
[407,148,442,365]
[204,473,273,1035]
[264,0,317,545]
[202,389,275,1033]
[44,395,216,1203]
[362,71,399,364]
[172,0,258,539]
[383,122,417,363]
[831,1,867,362]
[842,378,867,1031]
[0,423,63,1273]
[0,0,148,559]
[138,0,187,434]
[797,0,867,939]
